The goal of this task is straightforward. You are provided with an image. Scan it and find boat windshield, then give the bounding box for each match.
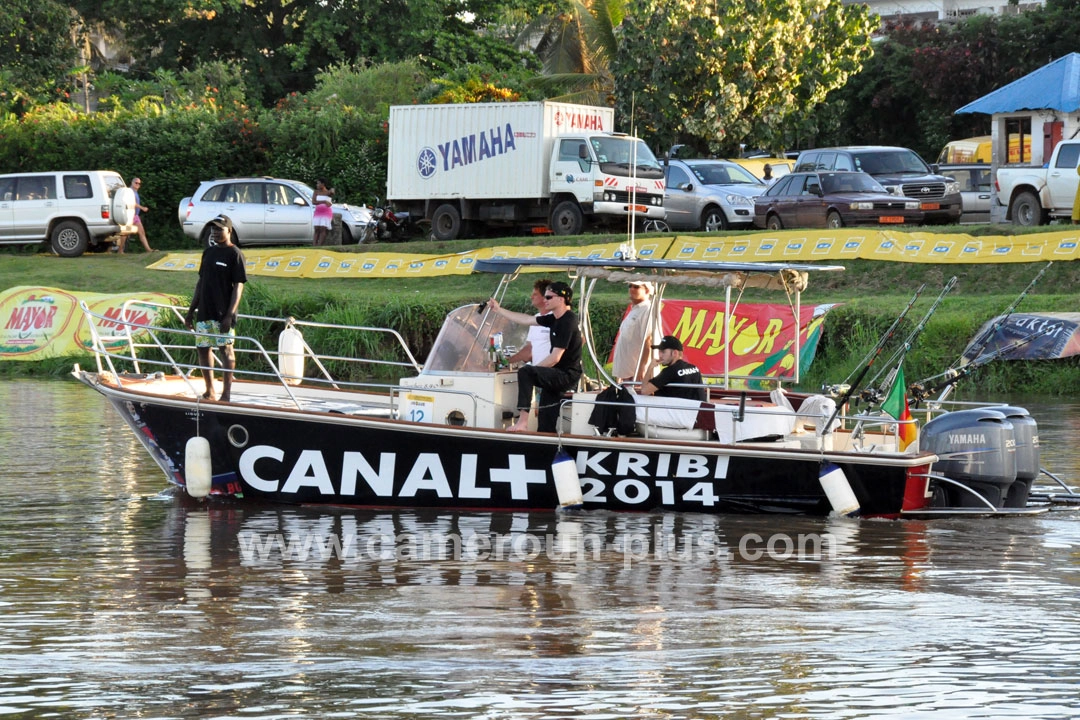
[423,304,530,375]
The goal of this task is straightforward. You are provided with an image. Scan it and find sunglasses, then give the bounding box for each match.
[544,294,557,300]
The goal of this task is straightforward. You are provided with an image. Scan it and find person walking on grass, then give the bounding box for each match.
[184,215,247,402]
[115,177,154,253]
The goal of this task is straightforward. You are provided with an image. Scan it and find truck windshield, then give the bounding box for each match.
[590,137,665,178]
[851,150,930,175]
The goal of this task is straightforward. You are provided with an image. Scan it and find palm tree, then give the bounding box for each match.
[519,0,625,105]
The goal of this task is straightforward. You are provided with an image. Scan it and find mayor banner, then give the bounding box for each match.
[961,312,1080,362]
[644,300,838,385]
[0,286,181,361]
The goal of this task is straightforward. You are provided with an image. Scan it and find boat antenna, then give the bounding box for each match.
[822,284,925,434]
[627,91,638,257]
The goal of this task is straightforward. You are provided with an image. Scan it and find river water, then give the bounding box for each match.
[1,379,1079,719]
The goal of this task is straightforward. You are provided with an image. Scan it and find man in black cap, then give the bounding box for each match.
[639,335,706,402]
[184,215,247,402]
[487,281,582,432]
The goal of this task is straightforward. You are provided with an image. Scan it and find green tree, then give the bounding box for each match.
[0,0,77,114]
[612,0,875,155]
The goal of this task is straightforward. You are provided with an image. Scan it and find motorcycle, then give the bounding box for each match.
[363,199,423,242]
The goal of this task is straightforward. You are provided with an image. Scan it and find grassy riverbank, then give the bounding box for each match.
[3,230,1079,396]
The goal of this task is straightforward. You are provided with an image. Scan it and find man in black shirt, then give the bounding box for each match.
[639,335,707,402]
[184,215,247,402]
[487,281,582,432]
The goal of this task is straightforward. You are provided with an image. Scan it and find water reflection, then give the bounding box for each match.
[0,379,1079,718]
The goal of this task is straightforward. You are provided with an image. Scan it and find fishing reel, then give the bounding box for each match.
[857,388,885,406]
[822,383,850,399]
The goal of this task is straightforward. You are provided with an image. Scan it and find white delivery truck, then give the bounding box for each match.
[386,101,667,240]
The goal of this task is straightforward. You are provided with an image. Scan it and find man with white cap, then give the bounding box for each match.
[611,280,661,384]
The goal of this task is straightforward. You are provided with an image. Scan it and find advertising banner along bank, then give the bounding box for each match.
[0,286,180,360]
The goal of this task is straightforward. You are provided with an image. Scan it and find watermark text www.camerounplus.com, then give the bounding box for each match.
[236,530,838,566]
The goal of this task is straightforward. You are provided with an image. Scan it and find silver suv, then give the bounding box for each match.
[0,171,136,257]
[662,159,766,230]
[178,177,373,247]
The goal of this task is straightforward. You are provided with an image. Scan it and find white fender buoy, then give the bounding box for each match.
[185,436,212,499]
[278,324,305,385]
[552,450,584,509]
[818,462,860,517]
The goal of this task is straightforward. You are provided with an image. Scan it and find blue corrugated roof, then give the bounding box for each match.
[955,53,1080,115]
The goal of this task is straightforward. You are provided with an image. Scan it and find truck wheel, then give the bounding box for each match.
[701,207,728,232]
[766,214,783,231]
[51,221,89,257]
[551,201,584,236]
[431,204,461,241]
[1010,191,1044,226]
[826,211,844,229]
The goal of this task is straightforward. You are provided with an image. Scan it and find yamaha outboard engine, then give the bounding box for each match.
[920,408,1016,508]
[995,406,1039,508]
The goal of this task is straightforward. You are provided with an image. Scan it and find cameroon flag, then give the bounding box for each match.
[882,367,918,451]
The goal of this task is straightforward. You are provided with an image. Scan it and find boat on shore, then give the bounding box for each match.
[72,257,1071,518]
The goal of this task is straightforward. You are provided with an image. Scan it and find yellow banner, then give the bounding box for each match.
[667,229,1080,263]
[0,286,180,360]
[148,238,677,277]
[147,229,1080,277]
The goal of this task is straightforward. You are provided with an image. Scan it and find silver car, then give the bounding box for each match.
[178,177,373,247]
[662,159,767,230]
[938,164,992,223]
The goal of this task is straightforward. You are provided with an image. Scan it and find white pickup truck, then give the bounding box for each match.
[995,139,1080,225]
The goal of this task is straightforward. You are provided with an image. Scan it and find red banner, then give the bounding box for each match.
[612,300,837,383]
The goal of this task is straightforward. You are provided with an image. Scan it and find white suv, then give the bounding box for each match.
[0,171,137,257]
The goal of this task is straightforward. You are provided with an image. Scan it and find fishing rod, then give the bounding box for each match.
[859,276,958,408]
[908,324,1053,404]
[822,284,926,434]
[958,261,1052,367]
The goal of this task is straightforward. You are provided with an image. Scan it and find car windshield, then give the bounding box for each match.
[851,150,930,175]
[688,163,761,186]
[820,173,885,194]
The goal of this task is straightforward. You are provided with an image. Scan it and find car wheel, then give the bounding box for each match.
[51,221,89,258]
[766,214,783,231]
[641,219,670,233]
[550,200,584,236]
[826,211,844,229]
[1010,191,1044,227]
[701,207,728,232]
[431,204,462,241]
[341,226,354,245]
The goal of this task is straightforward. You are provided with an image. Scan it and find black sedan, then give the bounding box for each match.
[753,171,925,230]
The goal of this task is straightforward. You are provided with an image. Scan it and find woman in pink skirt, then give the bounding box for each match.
[312,179,334,245]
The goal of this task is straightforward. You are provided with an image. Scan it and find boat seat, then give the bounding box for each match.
[635,424,712,441]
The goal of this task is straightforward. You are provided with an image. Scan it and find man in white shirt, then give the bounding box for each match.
[507,278,552,365]
[611,280,660,384]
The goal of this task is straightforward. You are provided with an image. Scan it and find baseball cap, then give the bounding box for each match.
[209,215,233,232]
[547,281,573,302]
[653,335,684,352]
[628,280,654,292]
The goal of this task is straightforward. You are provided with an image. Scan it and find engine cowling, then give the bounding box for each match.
[921,408,1017,508]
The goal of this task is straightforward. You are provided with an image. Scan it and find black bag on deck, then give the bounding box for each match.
[588,385,636,436]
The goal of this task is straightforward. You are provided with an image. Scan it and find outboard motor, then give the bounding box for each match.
[995,406,1040,508]
[921,408,1016,508]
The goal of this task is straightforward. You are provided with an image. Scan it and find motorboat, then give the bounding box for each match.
[72,257,1065,518]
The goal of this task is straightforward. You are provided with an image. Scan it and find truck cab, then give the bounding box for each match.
[997,139,1080,226]
[548,133,666,235]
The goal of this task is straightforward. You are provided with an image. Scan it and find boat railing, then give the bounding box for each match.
[561,392,921,452]
[78,300,429,412]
